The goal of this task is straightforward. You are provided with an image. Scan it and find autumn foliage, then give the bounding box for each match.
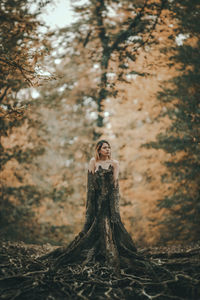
[1,0,199,247]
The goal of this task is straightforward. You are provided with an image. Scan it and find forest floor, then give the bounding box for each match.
[0,241,199,300]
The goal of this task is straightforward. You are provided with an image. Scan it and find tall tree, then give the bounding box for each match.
[0,0,51,242]
[65,0,166,130]
[144,0,200,243]
[0,0,51,165]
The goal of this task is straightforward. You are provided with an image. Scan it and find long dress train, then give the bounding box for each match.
[44,164,156,276]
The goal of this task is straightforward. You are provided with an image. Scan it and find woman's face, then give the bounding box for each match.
[99,143,111,158]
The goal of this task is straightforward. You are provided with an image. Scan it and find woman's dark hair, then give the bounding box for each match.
[95,140,111,161]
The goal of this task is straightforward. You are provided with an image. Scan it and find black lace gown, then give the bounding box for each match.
[48,164,151,274]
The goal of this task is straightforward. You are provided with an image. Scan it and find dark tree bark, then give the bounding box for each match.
[86,0,166,129]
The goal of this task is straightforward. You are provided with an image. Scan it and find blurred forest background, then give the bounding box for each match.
[0,0,199,248]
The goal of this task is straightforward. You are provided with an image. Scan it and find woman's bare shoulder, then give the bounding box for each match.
[111,159,119,169]
[111,159,119,165]
[89,157,96,163]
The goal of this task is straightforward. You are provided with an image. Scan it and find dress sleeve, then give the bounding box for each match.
[83,170,96,232]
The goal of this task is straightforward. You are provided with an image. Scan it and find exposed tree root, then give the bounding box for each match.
[0,242,199,300]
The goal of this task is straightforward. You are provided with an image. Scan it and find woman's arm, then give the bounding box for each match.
[88,157,95,174]
[113,160,119,186]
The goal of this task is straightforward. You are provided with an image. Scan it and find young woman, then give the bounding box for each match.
[48,139,145,272]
